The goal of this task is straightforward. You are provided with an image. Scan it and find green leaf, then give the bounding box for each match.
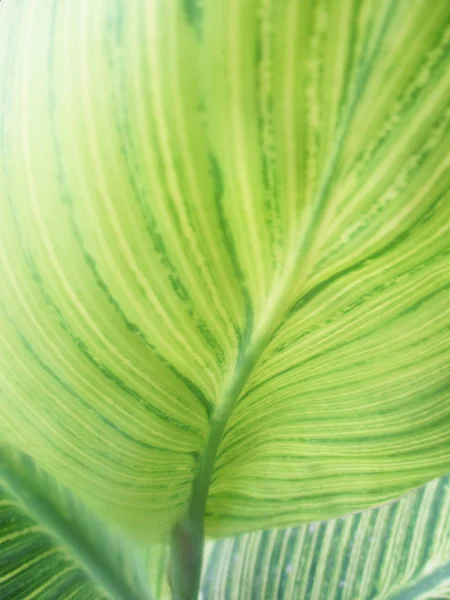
[0,0,448,568]
[0,449,168,600]
[201,475,450,599]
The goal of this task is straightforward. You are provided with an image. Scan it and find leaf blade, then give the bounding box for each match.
[202,475,450,599]
[0,0,449,545]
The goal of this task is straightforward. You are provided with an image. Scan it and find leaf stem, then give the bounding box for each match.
[169,332,271,599]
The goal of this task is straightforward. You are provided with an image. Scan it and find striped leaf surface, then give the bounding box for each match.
[202,475,450,600]
[1,457,448,600]
[0,449,168,600]
[0,489,107,600]
[1,0,449,550]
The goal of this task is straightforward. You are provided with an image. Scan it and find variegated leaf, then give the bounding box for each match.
[0,0,448,560]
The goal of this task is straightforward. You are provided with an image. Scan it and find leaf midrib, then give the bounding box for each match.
[0,454,145,600]
[191,0,397,527]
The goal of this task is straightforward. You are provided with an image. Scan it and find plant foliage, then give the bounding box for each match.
[0,0,449,597]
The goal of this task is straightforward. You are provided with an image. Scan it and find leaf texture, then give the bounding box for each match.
[0,0,449,543]
[201,475,450,600]
[0,450,163,600]
[0,455,448,600]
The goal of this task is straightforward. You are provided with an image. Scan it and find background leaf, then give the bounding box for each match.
[201,475,450,599]
[0,450,167,600]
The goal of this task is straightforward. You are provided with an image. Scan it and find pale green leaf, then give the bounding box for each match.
[0,0,449,549]
[201,475,450,599]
